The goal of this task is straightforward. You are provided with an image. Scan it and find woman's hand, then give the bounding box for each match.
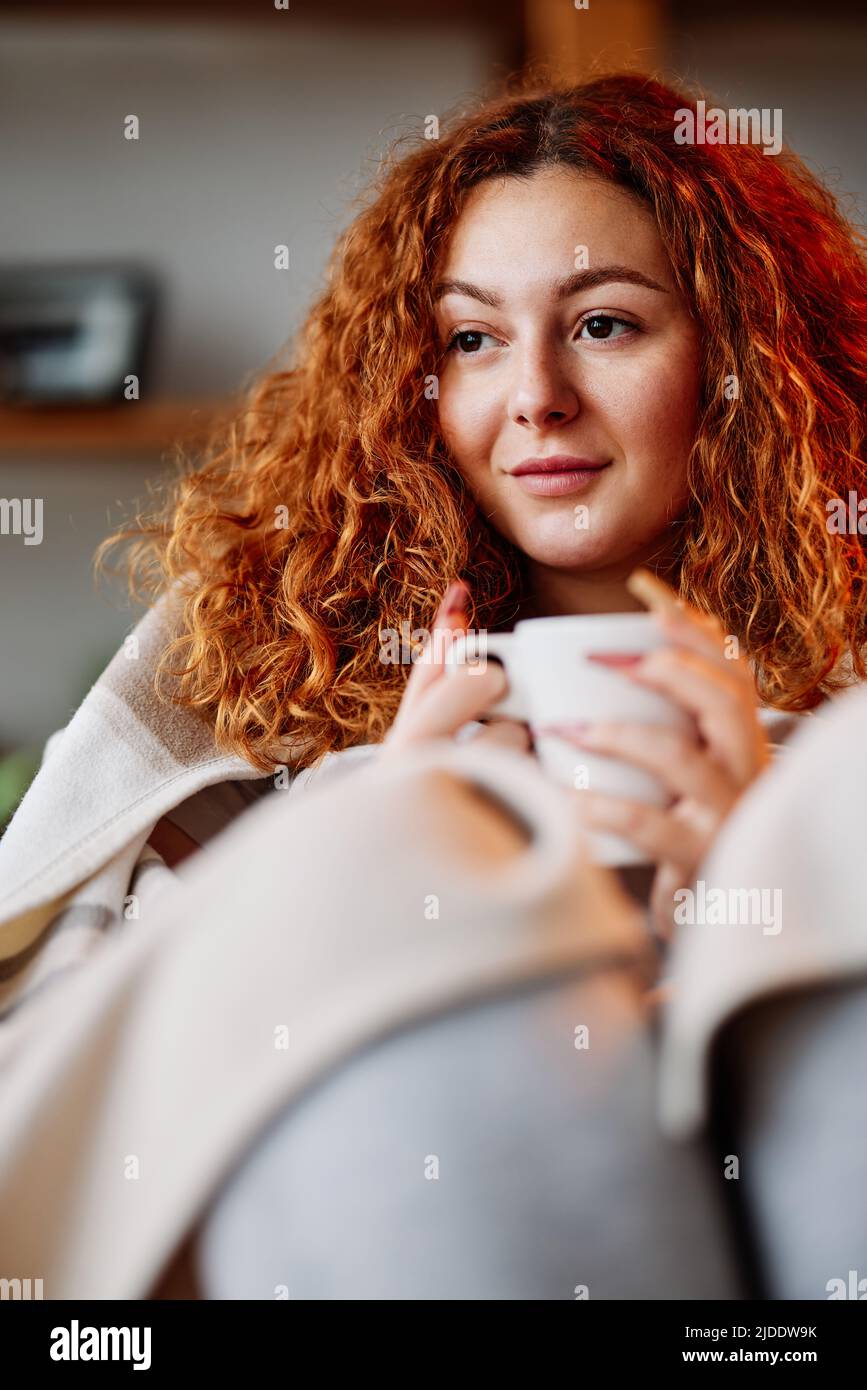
[542,568,771,939]
[382,580,532,759]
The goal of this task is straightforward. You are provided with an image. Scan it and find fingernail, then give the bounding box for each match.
[439,580,466,615]
[625,567,684,615]
[586,652,644,668]
[536,721,592,739]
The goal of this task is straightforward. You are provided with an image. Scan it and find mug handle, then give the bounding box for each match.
[443,632,528,722]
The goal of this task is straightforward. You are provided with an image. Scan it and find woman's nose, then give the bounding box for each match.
[507,343,581,429]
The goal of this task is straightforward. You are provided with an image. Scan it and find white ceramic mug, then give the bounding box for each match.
[444,612,696,867]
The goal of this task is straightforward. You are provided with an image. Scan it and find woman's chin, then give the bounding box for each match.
[511,531,623,571]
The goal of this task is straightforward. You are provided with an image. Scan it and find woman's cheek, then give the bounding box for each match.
[600,347,699,477]
[437,382,497,470]
[646,336,702,448]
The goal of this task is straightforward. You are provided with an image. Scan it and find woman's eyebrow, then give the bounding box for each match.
[433,265,668,307]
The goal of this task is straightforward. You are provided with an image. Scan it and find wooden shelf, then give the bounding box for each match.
[0,399,237,454]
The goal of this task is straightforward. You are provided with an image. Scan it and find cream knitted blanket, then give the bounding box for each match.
[1,587,864,1296]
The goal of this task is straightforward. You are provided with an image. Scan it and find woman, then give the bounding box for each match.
[2,69,866,1304]
[97,72,866,936]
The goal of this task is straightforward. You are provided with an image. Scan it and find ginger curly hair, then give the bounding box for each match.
[96,71,867,774]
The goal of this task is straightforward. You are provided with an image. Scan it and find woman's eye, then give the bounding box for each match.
[445,329,498,354]
[445,318,635,353]
[578,314,634,341]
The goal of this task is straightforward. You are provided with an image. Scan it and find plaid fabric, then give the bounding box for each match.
[0,591,279,1030]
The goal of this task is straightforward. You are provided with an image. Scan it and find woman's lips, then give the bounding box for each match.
[509,463,612,496]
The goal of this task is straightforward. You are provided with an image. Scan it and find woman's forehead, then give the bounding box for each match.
[438,170,670,292]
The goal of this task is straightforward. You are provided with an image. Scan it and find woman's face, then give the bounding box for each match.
[434,166,702,574]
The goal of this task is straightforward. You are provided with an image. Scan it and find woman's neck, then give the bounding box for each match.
[517,544,683,621]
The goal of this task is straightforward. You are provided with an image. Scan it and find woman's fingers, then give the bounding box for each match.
[649,859,693,943]
[537,718,736,810]
[624,566,684,617]
[572,789,707,873]
[652,606,742,669]
[388,579,469,740]
[385,579,525,752]
[588,566,769,786]
[627,566,753,681]
[626,646,769,785]
[651,609,762,710]
[563,570,770,930]
[386,658,509,749]
[470,718,533,754]
[409,660,509,740]
[407,580,469,696]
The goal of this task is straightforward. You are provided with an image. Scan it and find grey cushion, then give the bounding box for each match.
[196,965,745,1300]
[714,975,867,1301]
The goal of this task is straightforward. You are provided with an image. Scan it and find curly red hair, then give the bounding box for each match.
[97,71,867,773]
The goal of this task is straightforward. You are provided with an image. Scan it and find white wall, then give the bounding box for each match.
[0,16,500,395]
[0,16,501,750]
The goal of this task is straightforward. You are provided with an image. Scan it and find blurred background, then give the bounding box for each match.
[1,0,866,826]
